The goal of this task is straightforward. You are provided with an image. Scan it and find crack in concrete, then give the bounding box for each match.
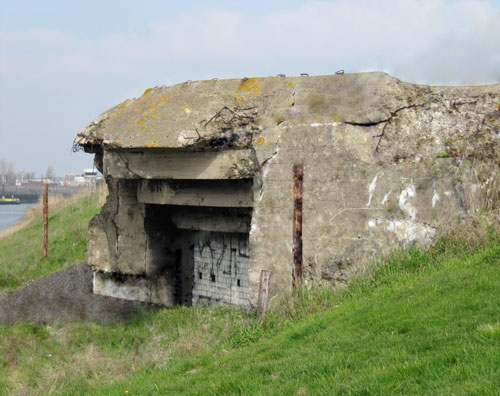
[339,103,424,152]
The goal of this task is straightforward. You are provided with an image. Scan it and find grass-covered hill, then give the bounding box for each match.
[0,188,105,290]
[0,190,498,395]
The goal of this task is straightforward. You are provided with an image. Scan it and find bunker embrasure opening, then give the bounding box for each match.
[91,175,253,309]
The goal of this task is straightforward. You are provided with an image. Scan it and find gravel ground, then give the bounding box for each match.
[0,263,153,325]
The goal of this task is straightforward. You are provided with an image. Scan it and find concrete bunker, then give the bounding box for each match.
[76,72,499,310]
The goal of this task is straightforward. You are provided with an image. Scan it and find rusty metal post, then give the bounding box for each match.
[292,164,303,287]
[43,182,48,258]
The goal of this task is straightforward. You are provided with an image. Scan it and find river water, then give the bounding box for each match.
[0,204,32,232]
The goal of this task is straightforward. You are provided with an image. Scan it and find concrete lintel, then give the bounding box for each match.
[172,207,251,233]
[137,179,253,207]
[103,149,256,180]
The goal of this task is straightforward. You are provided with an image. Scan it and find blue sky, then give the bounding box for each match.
[1,0,499,176]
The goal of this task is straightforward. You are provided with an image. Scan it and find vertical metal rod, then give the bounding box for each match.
[43,182,48,258]
[292,164,303,287]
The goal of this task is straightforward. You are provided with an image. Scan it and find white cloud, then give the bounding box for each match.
[0,0,499,175]
[2,0,499,85]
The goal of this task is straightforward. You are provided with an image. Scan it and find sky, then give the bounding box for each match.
[0,0,499,177]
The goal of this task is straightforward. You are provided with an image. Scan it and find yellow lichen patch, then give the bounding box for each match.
[147,140,158,148]
[288,82,294,87]
[136,118,146,125]
[149,113,163,119]
[256,137,265,146]
[140,126,147,131]
[332,115,340,122]
[158,95,168,104]
[234,78,262,104]
[151,125,157,130]
[117,139,124,145]
[117,100,129,111]
[143,106,157,115]
[133,88,154,104]
[150,133,156,138]
[237,77,262,96]
[181,106,192,114]
[235,94,245,105]
[110,99,132,119]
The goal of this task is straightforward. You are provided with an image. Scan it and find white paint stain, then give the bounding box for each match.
[368,219,376,228]
[399,181,417,220]
[432,181,440,208]
[366,174,379,207]
[432,191,440,208]
[386,220,436,247]
[250,222,259,235]
[177,129,199,145]
[381,191,392,205]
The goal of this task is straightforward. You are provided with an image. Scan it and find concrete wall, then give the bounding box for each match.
[247,94,499,305]
[192,232,250,308]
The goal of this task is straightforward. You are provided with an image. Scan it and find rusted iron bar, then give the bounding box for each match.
[292,164,303,287]
[43,182,48,258]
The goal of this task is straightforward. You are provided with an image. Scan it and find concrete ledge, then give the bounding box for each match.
[93,271,176,306]
[138,179,253,207]
[104,149,257,180]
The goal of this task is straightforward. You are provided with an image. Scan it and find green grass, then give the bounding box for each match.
[436,150,452,158]
[0,189,105,290]
[1,223,498,395]
[62,234,499,396]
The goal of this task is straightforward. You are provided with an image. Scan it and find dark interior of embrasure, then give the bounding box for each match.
[141,178,253,307]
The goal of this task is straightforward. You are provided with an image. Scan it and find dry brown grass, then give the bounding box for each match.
[2,307,243,396]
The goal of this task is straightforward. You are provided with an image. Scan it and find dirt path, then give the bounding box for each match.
[0,263,153,325]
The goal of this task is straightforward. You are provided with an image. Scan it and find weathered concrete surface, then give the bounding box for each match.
[75,73,425,150]
[77,72,499,309]
[137,179,253,207]
[104,149,257,180]
[0,263,150,325]
[171,207,251,233]
[87,179,147,275]
[93,271,176,306]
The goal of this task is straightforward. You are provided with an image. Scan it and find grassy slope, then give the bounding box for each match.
[62,240,499,396]
[0,189,498,395]
[0,189,104,290]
